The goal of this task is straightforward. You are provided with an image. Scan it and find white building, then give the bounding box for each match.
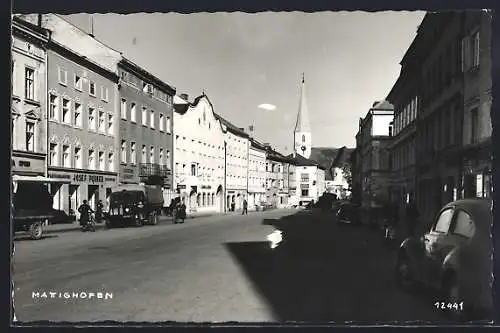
[248,138,267,209]
[173,94,226,213]
[215,114,249,212]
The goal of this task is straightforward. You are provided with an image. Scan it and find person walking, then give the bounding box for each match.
[242,198,248,215]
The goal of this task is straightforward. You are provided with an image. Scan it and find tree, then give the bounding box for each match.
[341,162,352,189]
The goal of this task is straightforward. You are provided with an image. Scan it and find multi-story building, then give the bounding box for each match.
[173,94,226,213]
[248,137,267,209]
[386,33,421,210]
[461,11,492,199]
[327,147,354,200]
[287,153,325,206]
[414,12,465,220]
[11,17,50,180]
[117,57,176,202]
[215,114,249,212]
[265,146,290,207]
[354,100,394,208]
[19,14,123,215]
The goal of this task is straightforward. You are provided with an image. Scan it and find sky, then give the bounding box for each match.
[63,11,425,153]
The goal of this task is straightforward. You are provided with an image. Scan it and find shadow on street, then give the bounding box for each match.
[225,209,450,324]
[14,234,59,242]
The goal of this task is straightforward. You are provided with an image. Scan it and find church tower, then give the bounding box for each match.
[294,73,312,159]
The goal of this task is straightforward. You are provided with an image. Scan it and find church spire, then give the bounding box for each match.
[294,73,311,133]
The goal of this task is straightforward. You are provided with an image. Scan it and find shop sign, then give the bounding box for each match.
[300,183,309,189]
[12,156,45,174]
[177,184,186,189]
[48,171,117,184]
[201,185,211,189]
[121,167,136,180]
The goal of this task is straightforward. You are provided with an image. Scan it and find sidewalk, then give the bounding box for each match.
[41,209,272,235]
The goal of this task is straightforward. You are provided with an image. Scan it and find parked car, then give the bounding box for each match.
[107,184,164,228]
[395,198,493,321]
[336,203,361,225]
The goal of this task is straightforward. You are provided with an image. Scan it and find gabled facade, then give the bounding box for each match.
[173,94,226,213]
[287,153,326,206]
[11,17,50,179]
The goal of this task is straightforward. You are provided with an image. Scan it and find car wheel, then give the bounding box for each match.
[150,211,158,225]
[134,215,143,227]
[29,222,43,240]
[396,254,415,292]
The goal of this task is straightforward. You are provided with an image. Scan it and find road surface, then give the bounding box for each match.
[12,208,448,324]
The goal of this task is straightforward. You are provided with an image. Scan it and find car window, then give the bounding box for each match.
[433,208,454,233]
[452,209,476,238]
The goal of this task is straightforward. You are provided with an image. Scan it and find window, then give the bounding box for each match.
[98,111,105,132]
[101,86,109,102]
[88,107,96,130]
[49,143,58,166]
[300,173,309,182]
[62,145,70,167]
[470,108,478,144]
[58,67,67,85]
[98,151,105,171]
[141,145,147,163]
[472,31,480,68]
[150,110,155,128]
[301,189,309,197]
[62,98,71,124]
[302,134,305,142]
[121,140,127,164]
[191,163,197,176]
[434,208,454,233]
[89,81,96,96]
[25,121,35,152]
[74,74,82,90]
[142,107,147,126]
[452,210,476,238]
[107,152,114,172]
[24,67,35,100]
[130,142,136,164]
[49,94,58,120]
[159,148,164,165]
[103,114,112,135]
[120,99,127,119]
[131,103,137,122]
[166,117,171,134]
[74,102,82,127]
[166,150,171,169]
[88,149,95,170]
[159,114,164,131]
[150,146,155,163]
[74,147,81,168]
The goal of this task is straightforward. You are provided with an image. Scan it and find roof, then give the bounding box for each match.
[286,153,326,169]
[266,147,291,163]
[119,57,175,95]
[294,75,311,133]
[250,138,267,151]
[213,112,249,138]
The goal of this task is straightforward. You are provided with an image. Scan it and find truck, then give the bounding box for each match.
[107,184,164,228]
[11,176,66,240]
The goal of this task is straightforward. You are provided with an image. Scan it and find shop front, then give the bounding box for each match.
[47,168,118,216]
[462,145,492,199]
[12,151,46,177]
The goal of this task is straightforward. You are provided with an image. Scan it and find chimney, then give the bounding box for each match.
[238,127,245,131]
[180,93,189,102]
[88,14,94,38]
[37,14,42,27]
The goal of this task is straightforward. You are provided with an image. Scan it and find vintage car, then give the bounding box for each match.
[395,198,493,321]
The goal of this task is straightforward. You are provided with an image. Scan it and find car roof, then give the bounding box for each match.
[442,198,492,233]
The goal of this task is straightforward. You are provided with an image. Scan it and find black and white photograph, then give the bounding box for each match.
[10,8,494,325]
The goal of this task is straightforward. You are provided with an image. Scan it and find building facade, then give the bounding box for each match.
[461,11,492,199]
[11,17,50,179]
[265,147,290,207]
[173,94,226,213]
[117,58,176,203]
[215,114,249,212]
[415,12,465,221]
[248,138,267,209]
[287,154,325,206]
[354,101,394,208]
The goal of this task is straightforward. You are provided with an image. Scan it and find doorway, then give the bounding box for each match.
[88,185,99,210]
[69,185,79,215]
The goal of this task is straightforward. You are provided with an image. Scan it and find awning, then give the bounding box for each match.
[12,175,72,184]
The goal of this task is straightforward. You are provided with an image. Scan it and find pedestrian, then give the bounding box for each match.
[231,198,236,212]
[242,198,248,215]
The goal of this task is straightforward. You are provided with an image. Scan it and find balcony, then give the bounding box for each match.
[139,163,171,178]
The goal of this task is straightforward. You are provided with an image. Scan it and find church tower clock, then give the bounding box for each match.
[293,73,312,159]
